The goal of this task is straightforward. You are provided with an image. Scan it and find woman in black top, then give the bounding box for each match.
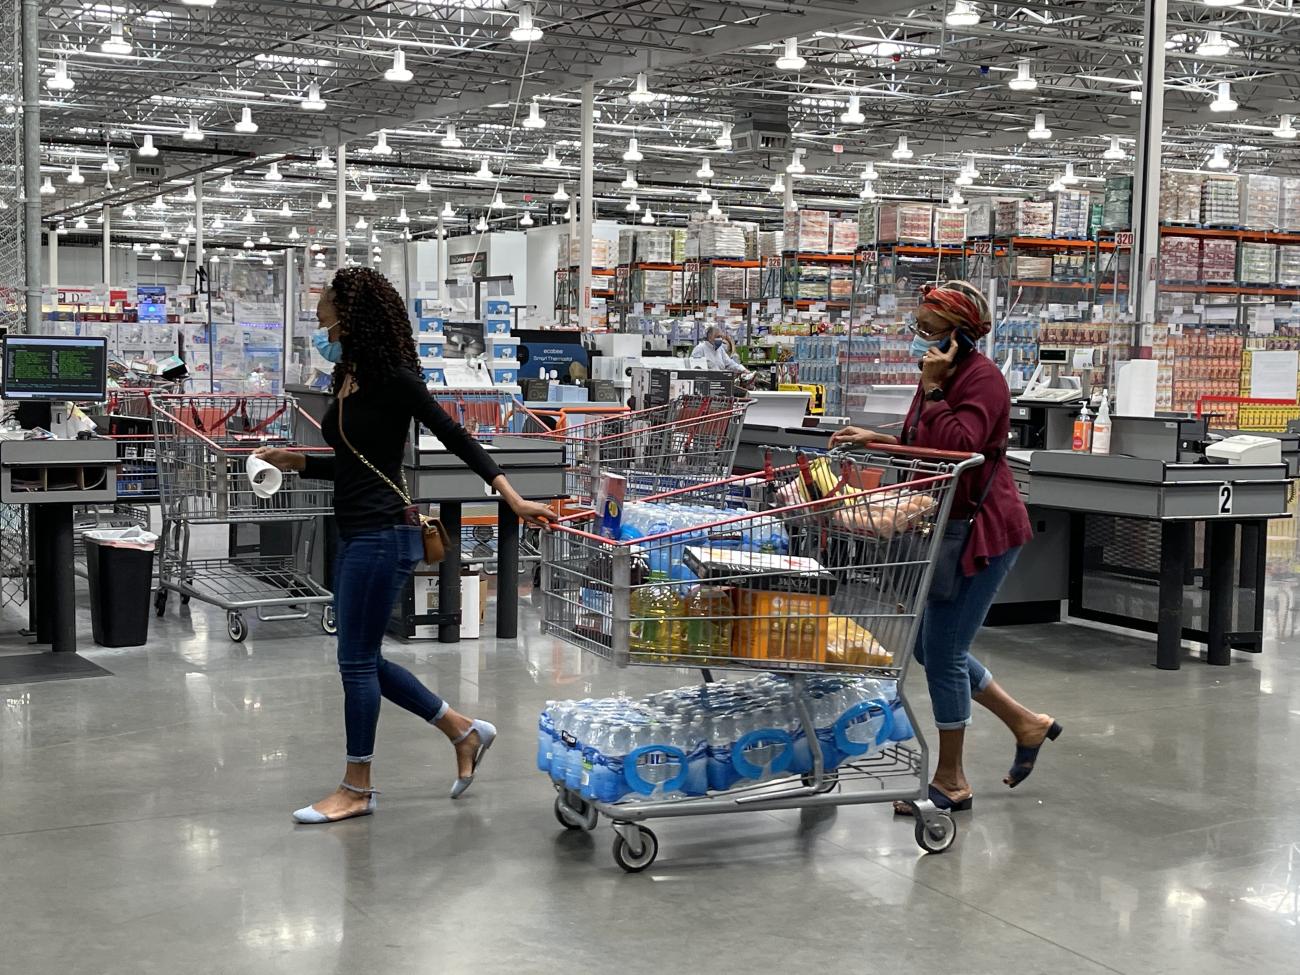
[256,267,555,824]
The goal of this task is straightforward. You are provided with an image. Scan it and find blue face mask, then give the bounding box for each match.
[712,339,725,349]
[312,328,343,363]
[911,334,941,360]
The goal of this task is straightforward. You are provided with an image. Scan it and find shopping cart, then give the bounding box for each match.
[524,394,751,506]
[432,389,518,437]
[539,443,982,869]
[151,393,335,642]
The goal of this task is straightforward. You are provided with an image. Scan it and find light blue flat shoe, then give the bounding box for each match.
[292,782,379,824]
[450,719,497,799]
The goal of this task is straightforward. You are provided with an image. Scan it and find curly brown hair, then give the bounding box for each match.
[326,266,419,390]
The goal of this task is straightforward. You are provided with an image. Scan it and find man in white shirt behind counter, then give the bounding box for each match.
[690,326,753,383]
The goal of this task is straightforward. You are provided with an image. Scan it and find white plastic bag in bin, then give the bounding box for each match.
[83,527,158,551]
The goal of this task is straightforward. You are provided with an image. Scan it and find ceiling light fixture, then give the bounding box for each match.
[1203,0,1243,6]
[641,207,655,225]
[1210,80,1237,112]
[1047,178,1064,193]
[841,93,865,125]
[955,171,973,186]
[441,200,456,218]
[543,147,561,169]
[136,133,158,158]
[476,215,489,232]
[1103,135,1127,160]
[241,208,255,224]
[1009,60,1037,91]
[625,195,640,213]
[152,251,162,262]
[776,37,806,71]
[695,187,712,203]
[861,161,878,181]
[716,122,733,150]
[511,4,543,43]
[354,215,367,230]
[258,232,271,245]
[440,124,462,148]
[1196,30,1231,57]
[362,183,377,202]
[1027,113,1052,140]
[153,195,168,211]
[301,81,326,111]
[474,158,494,180]
[520,211,534,227]
[184,221,196,234]
[66,164,84,185]
[1207,144,1230,169]
[182,116,203,141]
[242,237,255,249]
[39,176,55,196]
[621,168,638,190]
[489,193,505,210]
[415,174,431,192]
[892,135,913,160]
[288,226,300,240]
[708,199,722,218]
[211,214,224,229]
[786,148,806,174]
[101,153,119,173]
[629,72,657,104]
[221,175,235,192]
[1061,161,1079,185]
[55,222,68,236]
[373,130,393,155]
[47,59,74,92]
[318,192,332,209]
[769,174,785,194]
[182,1,219,9]
[101,23,131,56]
[317,146,335,169]
[523,100,545,129]
[264,161,282,181]
[553,183,569,201]
[384,48,413,83]
[122,203,136,218]
[697,158,714,179]
[946,1,981,26]
[948,190,965,206]
[622,137,643,162]
[234,106,258,133]
[859,183,876,200]
[1274,115,1298,139]
[397,207,410,224]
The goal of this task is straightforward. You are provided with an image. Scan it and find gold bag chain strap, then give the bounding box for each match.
[336,391,447,562]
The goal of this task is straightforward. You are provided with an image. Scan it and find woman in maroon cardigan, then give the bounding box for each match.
[831,281,1061,813]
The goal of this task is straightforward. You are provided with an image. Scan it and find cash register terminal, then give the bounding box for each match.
[1017,347,1084,404]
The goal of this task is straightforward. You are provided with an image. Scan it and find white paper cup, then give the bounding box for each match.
[246,455,283,499]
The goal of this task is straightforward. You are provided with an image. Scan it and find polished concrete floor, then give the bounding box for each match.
[3,572,1300,975]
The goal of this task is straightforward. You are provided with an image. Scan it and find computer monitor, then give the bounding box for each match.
[1,335,108,402]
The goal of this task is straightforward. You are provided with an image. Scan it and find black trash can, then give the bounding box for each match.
[84,530,157,648]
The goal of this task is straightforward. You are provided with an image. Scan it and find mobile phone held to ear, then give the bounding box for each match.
[917,330,976,369]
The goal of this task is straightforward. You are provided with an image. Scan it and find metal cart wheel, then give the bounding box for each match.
[321,605,337,635]
[226,611,248,643]
[611,825,658,873]
[914,812,956,854]
[554,794,599,831]
[154,588,168,617]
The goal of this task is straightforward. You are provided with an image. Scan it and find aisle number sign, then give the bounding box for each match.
[1115,232,1134,248]
[861,249,879,264]
[972,242,992,256]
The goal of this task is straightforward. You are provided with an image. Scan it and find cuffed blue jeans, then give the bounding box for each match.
[334,525,447,762]
[913,546,1021,730]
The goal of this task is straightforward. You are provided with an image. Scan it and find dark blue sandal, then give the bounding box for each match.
[894,783,973,816]
[1005,720,1063,788]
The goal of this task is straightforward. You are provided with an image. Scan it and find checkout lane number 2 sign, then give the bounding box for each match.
[1218,483,1234,515]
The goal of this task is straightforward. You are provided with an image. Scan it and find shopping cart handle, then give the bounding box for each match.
[833,699,895,756]
[837,442,985,465]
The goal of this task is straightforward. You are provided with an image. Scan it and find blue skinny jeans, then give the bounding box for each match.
[913,547,1021,730]
[334,525,446,762]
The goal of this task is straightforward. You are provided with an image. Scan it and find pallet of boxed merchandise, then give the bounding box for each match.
[1159,173,1203,225]
[635,269,674,303]
[1102,175,1132,230]
[966,201,994,237]
[1280,178,1300,232]
[877,204,900,243]
[757,230,784,258]
[1200,238,1238,282]
[1051,253,1088,281]
[638,229,675,263]
[696,222,747,259]
[1200,175,1241,228]
[995,199,1019,236]
[1240,174,1281,230]
[714,266,747,301]
[831,218,859,254]
[1239,242,1278,284]
[1014,255,1053,279]
[617,228,641,265]
[561,235,612,268]
[1053,190,1090,238]
[1016,200,1055,237]
[934,208,967,246]
[830,269,853,299]
[897,203,933,244]
[784,209,831,252]
[746,267,762,299]
[1278,246,1300,286]
[1160,235,1200,282]
[671,229,688,263]
[857,205,877,245]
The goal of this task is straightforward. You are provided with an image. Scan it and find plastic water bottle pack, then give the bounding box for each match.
[538,673,915,805]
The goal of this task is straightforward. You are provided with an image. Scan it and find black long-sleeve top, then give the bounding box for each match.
[301,369,504,536]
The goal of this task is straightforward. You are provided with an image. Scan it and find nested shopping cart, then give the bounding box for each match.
[540,443,983,870]
[151,393,335,642]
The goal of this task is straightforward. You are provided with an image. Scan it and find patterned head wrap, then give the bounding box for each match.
[919,280,992,339]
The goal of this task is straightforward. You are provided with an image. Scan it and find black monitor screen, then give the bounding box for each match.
[2,336,108,401]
